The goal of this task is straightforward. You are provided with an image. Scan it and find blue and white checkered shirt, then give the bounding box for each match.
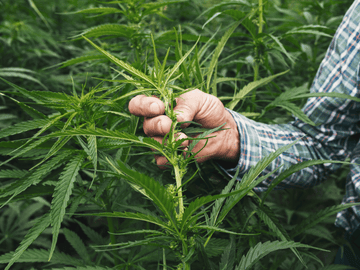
[221,0,360,235]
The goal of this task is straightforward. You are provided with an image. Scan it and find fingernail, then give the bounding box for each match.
[150,102,161,114]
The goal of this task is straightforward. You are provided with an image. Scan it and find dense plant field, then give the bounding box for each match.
[0,0,359,269]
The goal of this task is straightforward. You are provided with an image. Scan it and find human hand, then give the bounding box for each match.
[128,89,240,169]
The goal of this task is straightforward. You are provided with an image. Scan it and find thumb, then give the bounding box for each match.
[174,90,204,128]
[174,103,196,129]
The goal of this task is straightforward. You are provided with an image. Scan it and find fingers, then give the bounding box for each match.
[143,115,172,137]
[173,90,202,128]
[128,95,165,117]
[128,90,230,167]
[173,89,226,129]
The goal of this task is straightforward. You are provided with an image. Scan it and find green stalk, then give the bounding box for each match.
[163,248,167,270]
[164,93,185,217]
[174,163,184,217]
[252,0,264,106]
[258,0,264,35]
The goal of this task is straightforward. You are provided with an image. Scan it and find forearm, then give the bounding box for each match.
[217,109,340,192]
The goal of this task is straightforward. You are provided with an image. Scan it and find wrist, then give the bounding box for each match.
[226,110,240,161]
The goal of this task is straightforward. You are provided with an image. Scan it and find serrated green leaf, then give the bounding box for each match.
[0,67,36,73]
[50,153,85,260]
[0,185,54,205]
[235,240,327,270]
[268,34,296,64]
[107,158,178,229]
[0,169,28,179]
[104,111,131,119]
[262,159,352,203]
[29,91,77,103]
[0,72,47,90]
[180,195,217,232]
[63,228,91,263]
[65,7,123,15]
[0,249,83,266]
[93,236,171,251]
[291,203,360,238]
[202,12,222,29]
[0,114,16,121]
[208,166,240,229]
[304,226,338,245]
[206,21,241,93]
[0,140,49,156]
[226,70,289,110]
[215,139,301,225]
[111,229,165,236]
[0,137,48,169]
[204,238,230,258]
[285,29,333,38]
[0,93,46,120]
[277,101,315,125]
[34,112,77,170]
[0,119,49,140]
[75,220,108,245]
[182,162,282,234]
[193,225,257,236]
[48,128,168,159]
[219,236,235,270]
[0,77,43,103]
[78,211,172,232]
[75,24,134,39]
[83,36,157,89]
[164,37,199,87]
[28,0,51,30]
[215,77,244,84]
[0,152,70,203]
[87,135,97,188]
[257,204,305,266]
[59,55,105,68]
[0,111,73,167]
[5,214,51,270]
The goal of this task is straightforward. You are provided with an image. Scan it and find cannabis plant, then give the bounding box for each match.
[1,0,360,269]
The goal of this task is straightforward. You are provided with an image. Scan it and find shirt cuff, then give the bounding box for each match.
[216,108,262,182]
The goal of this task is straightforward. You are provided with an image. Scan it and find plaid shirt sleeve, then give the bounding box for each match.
[218,0,360,234]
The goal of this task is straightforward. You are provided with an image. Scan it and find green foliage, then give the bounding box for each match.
[0,0,357,269]
[235,240,327,270]
[4,214,51,270]
[50,153,85,260]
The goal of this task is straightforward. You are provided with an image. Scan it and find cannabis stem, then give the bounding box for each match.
[258,0,264,35]
[253,0,264,82]
[162,91,185,218]
[174,163,184,217]
[252,0,264,108]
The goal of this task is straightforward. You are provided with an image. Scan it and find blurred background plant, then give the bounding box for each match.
[0,0,356,269]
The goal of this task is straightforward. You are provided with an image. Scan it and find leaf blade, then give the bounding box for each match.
[49,153,85,260]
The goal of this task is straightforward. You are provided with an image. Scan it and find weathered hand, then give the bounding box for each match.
[128,89,240,169]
